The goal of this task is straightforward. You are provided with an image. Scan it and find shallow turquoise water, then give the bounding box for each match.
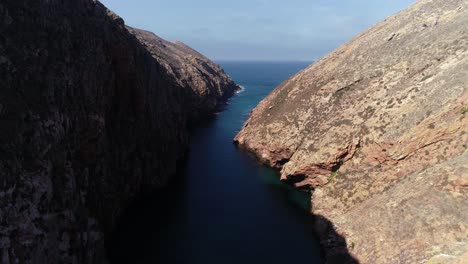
[109,61,324,264]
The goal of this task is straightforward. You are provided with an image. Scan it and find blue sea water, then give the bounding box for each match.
[108,61,324,264]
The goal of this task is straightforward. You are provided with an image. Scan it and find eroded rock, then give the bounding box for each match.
[0,0,237,262]
[128,27,239,122]
[235,0,468,262]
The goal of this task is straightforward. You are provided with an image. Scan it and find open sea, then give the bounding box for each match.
[108,61,324,264]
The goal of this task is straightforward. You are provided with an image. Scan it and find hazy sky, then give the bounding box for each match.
[99,0,415,61]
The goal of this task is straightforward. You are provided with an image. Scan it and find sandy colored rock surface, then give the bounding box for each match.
[128,27,239,122]
[235,0,468,262]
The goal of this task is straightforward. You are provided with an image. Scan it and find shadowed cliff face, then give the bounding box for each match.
[128,27,239,123]
[235,0,468,263]
[0,0,237,263]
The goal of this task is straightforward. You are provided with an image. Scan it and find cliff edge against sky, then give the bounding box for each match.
[127,27,239,123]
[235,0,468,263]
[0,0,237,263]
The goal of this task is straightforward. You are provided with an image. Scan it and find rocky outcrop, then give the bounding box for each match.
[235,0,468,263]
[0,0,237,263]
[127,27,239,122]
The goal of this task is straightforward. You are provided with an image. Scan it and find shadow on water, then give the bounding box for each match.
[106,61,359,264]
[106,153,359,264]
[236,149,360,264]
[106,155,191,264]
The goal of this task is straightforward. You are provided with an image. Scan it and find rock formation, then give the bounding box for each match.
[235,0,468,263]
[127,27,239,123]
[0,0,237,263]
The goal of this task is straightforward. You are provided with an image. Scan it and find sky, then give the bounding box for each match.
[99,0,415,61]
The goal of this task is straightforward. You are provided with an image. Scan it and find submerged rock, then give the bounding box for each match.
[235,0,468,263]
[0,0,237,263]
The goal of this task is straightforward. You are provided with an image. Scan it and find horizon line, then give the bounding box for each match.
[214,59,315,62]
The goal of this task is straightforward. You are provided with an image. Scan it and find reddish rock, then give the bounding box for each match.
[235,0,468,262]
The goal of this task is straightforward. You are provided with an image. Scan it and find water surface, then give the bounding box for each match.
[109,61,323,264]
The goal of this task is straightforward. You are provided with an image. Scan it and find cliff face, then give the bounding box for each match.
[127,27,239,123]
[0,0,237,263]
[235,0,468,263]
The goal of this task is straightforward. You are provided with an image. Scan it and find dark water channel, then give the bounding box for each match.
[108,61,324,264]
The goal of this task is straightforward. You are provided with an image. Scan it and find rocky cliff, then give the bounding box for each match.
[235,0,468,263]
[0,0,237,263]
[127,27,239,123]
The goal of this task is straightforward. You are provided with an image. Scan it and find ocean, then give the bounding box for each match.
[108,61,324,264]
